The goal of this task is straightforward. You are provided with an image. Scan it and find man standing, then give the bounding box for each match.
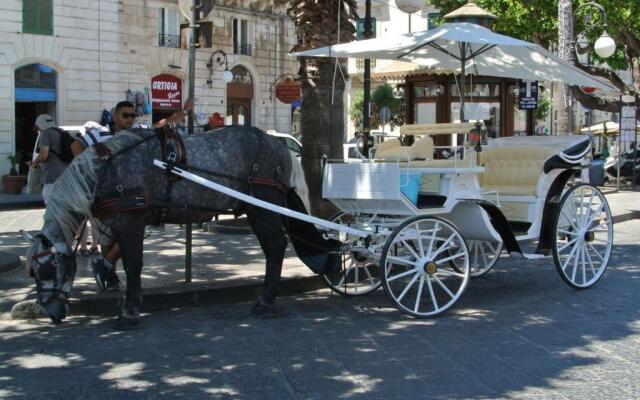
[74,100,192,291]
[32,114,68,205]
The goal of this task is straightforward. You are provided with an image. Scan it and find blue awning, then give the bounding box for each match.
[15,87,56,102]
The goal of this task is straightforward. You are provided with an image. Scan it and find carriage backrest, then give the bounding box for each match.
[479,146,556,195]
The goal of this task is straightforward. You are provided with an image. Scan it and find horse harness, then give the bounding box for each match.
[91,128,288,222]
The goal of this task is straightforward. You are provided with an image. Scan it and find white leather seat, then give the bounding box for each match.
[479,146,556,196]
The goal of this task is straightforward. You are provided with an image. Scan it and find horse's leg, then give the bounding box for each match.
[113,223,145,330]
[247,208,287,317]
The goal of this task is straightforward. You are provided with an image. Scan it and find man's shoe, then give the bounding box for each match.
[92,259,117,291]
[105,273,120,291]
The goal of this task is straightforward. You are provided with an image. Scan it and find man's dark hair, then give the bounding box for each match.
[115,101,135,112]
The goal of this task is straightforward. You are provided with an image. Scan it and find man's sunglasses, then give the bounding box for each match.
[121,113,137,119]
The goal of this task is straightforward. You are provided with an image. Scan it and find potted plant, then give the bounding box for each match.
[2,154,27,195]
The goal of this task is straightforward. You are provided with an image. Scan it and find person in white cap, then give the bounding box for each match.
[32,114,68,205]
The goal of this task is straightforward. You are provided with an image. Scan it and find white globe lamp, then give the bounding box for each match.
[222,69,234,84]
[594,30,616,58]
[395,0,423,13]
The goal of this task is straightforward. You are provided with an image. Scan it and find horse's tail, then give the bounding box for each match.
[288,151,310,213]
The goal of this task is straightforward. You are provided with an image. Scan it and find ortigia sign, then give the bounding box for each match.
[152,74,182,109]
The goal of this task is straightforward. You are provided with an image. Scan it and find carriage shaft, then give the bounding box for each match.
[153,160,370,238]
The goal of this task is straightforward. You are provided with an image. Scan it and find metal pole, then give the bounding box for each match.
[617,94,621,192]
[363,0,372,133]
[460,43,466,122]
[185,0,198,283]
[408,13,411,33]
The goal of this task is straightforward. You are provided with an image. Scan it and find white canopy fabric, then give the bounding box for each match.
[293,22,618,93]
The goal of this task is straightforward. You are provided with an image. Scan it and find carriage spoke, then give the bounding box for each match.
[557,237,579,253]
[431,233,457,259]
[571,244,580,282]
[387,255,416,267]
[399,239,420,260]
[561,242,580,272]
[387,267,418,282]
[424,273,440,312]
[584,243,597,276]
[432,275,455,298]
[561,208,580,231]
[587,242,606,263]
[434,270,466,278]
[425,222,439,259]
[354,263,359,292]
[413,275,425,313]
[396,272,420,303]
[580,244,587,285]
[557,229,579,237]
[412,222,426,257]
[363,264,375,284]
[582,189,594,227]
[479,242,488,266]
[437,251,467,264]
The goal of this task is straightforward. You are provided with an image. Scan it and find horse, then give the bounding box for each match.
[23,126,338,329]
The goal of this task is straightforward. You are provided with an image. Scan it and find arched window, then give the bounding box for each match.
[15,63,57,101]
[229,66,253,85]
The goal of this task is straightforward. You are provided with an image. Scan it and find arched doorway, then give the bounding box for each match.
[14,63,57,174]
[226,65,253,126]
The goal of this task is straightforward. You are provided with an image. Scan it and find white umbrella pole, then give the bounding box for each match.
[460,42,466,122]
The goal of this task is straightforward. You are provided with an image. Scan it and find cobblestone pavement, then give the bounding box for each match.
[0,219,638,400]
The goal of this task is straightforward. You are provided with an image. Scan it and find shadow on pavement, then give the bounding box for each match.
[0,238,638,399]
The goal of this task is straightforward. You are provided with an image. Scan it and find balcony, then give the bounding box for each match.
[159,34,180,48]
[234,43,252,56]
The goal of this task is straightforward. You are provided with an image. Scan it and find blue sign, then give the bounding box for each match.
[518,80,538,110]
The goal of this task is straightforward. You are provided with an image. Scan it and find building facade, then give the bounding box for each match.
[0,0,298,183]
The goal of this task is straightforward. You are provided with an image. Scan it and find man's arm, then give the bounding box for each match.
[71,139,85,157]
[34,146,49,167]
[153,99,193,129]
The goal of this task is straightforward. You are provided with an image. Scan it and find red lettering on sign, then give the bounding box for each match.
[275,81,301,104]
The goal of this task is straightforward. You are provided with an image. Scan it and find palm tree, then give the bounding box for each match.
[287,0,358,216]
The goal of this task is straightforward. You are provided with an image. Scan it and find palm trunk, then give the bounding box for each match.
[300,57,348,217]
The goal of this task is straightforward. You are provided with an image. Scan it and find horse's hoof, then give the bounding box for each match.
[114,315,141,330]
[41,299,68,325]
[251,300,284,318]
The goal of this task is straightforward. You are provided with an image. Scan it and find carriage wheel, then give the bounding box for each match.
[450,240,503,277]
[322,213,381,296]
[552,184,613,289]
[381,216,470,318]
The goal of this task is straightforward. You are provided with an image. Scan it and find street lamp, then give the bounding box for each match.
[206,50,234,88]
[575,2,616,59]
[395,0,423,33]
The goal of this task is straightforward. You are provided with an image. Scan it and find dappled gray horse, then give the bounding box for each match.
[24,126,334,329]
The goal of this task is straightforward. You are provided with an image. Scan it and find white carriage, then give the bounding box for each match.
[321,123,613,318]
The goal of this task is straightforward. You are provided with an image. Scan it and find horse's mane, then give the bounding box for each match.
[44,130,152,245]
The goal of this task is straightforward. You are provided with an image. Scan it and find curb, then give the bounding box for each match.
[612,210,640,225]
[69,275,327,317]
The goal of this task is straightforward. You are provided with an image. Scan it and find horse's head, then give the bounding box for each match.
[21,223,76,324]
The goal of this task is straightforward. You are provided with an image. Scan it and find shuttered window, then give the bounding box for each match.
[23,0,53,35]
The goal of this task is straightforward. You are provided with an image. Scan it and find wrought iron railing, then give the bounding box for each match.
[159,34,180,48]
[234,43,252,56]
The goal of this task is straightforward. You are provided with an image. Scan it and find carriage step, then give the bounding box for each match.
[509,252,546,260]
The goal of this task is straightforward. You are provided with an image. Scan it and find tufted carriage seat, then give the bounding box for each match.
[479,145,556,196]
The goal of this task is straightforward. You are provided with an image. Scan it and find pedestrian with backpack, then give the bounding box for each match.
[32,114,69,205]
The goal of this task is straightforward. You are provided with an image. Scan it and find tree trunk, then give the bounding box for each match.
[555,0,574,134]
[300,57,348,217]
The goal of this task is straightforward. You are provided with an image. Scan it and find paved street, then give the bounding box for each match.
[0,219,638,399]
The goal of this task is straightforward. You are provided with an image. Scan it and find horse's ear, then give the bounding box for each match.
[20,230,35,243]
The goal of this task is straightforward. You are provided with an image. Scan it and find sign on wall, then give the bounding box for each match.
[620,105,637,143]
[518,80,538,110]
[152,74,182,110]
[275,77,301,104]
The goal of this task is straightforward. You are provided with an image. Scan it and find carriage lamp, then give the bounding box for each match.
[206,50,234,88]
[574,2,616,60]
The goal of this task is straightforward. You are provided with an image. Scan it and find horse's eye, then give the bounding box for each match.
[50,246,57,253]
